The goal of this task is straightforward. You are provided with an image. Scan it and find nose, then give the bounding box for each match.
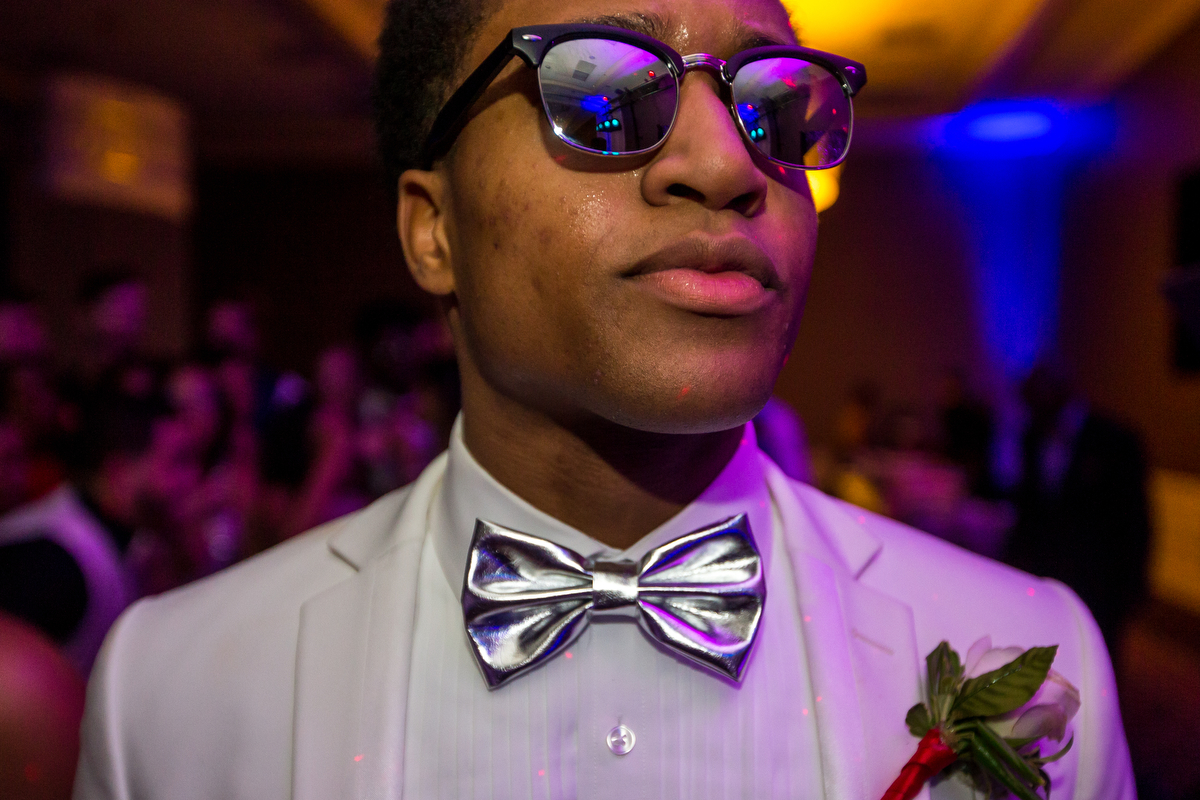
[640,72,769,215]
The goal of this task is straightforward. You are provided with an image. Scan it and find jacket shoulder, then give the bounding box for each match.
[77,488,413,800]
[784,479,1134,799]
[784,479,1109,665]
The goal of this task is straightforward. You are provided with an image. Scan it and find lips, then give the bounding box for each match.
[625,236,780,316]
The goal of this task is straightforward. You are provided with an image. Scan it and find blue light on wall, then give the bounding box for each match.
[944,100,1067,158]
[937,100,1113,379]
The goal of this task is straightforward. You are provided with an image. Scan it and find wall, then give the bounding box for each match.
[192,166,426,373]
[1058,14,1200,473]
[11,177,190,362]
[775,152,990,444]
[776,12,1200,476]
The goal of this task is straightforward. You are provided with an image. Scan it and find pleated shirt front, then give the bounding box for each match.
[401,422,824,800]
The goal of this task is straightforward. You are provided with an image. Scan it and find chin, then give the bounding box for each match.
[585,354,782,436]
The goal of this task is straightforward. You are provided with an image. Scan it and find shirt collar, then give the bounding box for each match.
[433,415,774,595]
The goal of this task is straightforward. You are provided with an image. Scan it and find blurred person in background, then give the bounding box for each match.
[0,610,86,800]
[0,391,201,674]
[0,291,68,499]
[354,301,452,495]
[752,395,814,483]
[821,381,887,513]
[158,362,245,589]
[70,271,155,403]
[937,368,998,498]
[0,289,50,365]
[1006,361,1152,649]
[204,299,286,436]
[0,420,31,515]
[276,344,371,539]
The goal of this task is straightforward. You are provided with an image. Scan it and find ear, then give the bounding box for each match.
[397,168,456,296]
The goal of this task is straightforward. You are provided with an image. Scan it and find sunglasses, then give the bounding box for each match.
[419,23,867,171]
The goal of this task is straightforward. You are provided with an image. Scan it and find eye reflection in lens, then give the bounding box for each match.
[539,38,677,155]
[731,58,850,168]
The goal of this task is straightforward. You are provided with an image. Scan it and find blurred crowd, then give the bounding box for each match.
[0,271,458,676]
[0,269,1152,682]
[814,366,1152,650]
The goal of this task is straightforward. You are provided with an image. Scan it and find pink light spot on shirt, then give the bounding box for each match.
[1027,587,1037,597]
[802,708,809,715]
[804,615,812,622]
[538,770,546,777]
[931,593,939,601]
[816,696,822,702]
[1102,689,1109,697]
[354,755,363,763]
[564,651,573,659]
[857,515,866,525]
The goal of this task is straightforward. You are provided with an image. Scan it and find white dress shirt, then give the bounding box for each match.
[401,422,824,800]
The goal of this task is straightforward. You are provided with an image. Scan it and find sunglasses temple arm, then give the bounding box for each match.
[420,36,531,168]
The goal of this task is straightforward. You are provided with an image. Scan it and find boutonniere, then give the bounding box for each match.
[883,636,1080,800]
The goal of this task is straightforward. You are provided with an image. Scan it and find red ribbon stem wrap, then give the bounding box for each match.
[880,729,959,800]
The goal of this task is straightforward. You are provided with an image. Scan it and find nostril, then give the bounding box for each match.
[728,191,760,216]
[666,183,704,203]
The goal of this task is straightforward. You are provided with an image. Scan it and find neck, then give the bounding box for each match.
[460,379,742,551]
[79,473,138,551]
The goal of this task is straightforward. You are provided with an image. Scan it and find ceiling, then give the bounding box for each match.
[290,0,1200,116]
[1,0,1199,163]
[784,0,1200,117]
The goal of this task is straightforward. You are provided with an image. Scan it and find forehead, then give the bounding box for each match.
[475,0,797,61]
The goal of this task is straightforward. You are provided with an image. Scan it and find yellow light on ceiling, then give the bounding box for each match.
[807,163,843,213]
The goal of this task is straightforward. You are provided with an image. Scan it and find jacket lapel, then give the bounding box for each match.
[292,454,447,800]
[767,463,928,800]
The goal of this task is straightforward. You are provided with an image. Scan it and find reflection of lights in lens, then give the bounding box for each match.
[580,95,609,113]
[553,124,564,136]
[806,162,842,213]
[737,103,759,126]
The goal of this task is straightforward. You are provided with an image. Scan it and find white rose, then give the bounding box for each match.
[964,636,1081,743]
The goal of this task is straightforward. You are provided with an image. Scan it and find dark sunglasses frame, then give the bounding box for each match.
[419,23,867,170]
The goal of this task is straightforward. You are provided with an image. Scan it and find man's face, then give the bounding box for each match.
[423,0,818,434]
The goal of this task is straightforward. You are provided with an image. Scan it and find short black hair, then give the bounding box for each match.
[77,267,143,306]
[70,392,172,477]
[372,0,497,200]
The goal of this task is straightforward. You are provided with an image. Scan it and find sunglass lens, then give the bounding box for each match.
[731,58,851,168]
[539,38,677,155]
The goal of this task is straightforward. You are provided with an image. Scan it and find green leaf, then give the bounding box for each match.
[962,720,1044,787]
[1039,767,1053,800]
[906,702,933,738]
[1037,735,1074,765]
[953,645,1058,719]
[968,736,1044,800]
[1005,736,1039,751]
[926,641,964,719]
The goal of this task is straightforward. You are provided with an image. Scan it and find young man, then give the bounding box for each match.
[74,0,1135,797]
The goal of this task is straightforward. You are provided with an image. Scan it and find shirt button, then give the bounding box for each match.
[606,724,635,755]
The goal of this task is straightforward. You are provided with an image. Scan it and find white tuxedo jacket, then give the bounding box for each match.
[74,452,1134,800]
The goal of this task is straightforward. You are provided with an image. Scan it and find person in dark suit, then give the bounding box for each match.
[1007,362,1151,649]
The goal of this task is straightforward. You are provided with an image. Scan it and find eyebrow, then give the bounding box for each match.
[566,11,797,52]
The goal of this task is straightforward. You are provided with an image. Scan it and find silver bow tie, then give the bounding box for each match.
[462,514,765,689]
